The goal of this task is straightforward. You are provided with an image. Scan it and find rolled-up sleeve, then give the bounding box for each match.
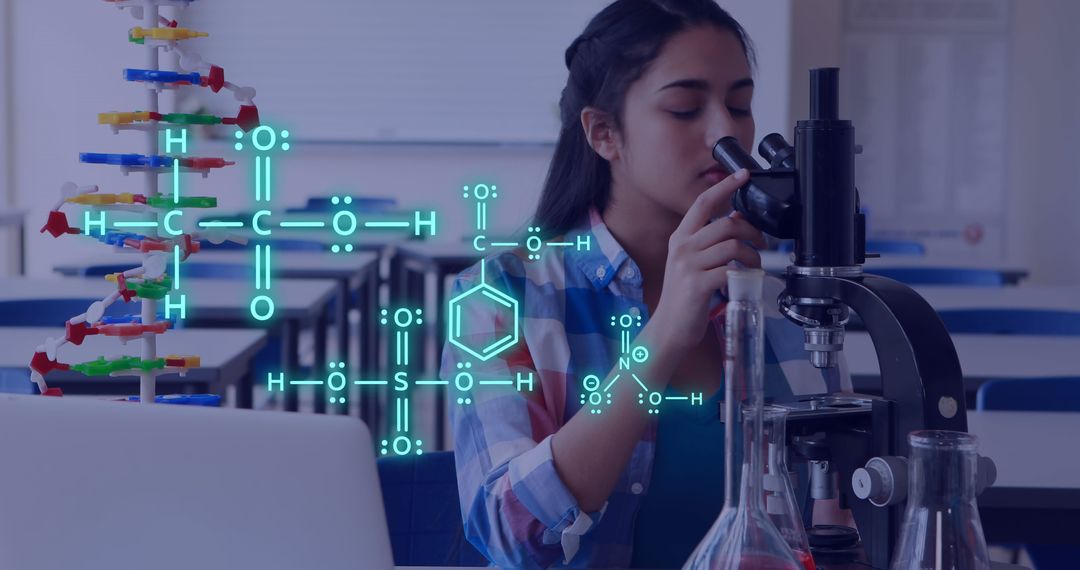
[442,259,605,568]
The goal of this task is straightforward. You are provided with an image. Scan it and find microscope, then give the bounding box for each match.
[712,68,994,567]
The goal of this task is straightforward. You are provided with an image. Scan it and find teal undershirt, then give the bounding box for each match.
[629,387,726,569]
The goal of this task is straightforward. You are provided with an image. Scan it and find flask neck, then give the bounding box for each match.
[909,445,979,506]
[722,298,766,511]
[735,404,768,513]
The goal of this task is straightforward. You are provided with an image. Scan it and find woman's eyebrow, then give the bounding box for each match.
[657,78,709,92]
[656,77,754,93]
[728,77,754,91]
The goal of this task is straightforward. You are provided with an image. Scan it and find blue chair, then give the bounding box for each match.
[977,377,1080,413]
[867,268,1005,287]
[0,298,129,327]
[938,309,1080,336]
[866,239,926,256]
[0,299,163,395]
[199,239,326,252]
[0,368,35,394]
[778,239,925,256]
[378,451,488,567]
[977,377,1080,567]
[81,263,250,280]
[196,212,252,225]
[294,195,397,213]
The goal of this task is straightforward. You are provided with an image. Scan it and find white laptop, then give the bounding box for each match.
[0,394,395,570]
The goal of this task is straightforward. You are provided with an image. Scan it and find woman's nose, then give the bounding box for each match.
[704,107,739,149]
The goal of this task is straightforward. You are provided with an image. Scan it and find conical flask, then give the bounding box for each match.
[891,430,991,570]
[683,269,802,570]
[762,405,815,570]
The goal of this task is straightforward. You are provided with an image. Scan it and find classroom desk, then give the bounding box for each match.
[201,210,411,252]
[0,327,266,399]
[969,410,1080,545]
[389,242,482,448]
[760,251,1029,284]
[222,228,406,255]
[52,251,382,419]
[402,412,1080,564]
[807,285,1080,332]
[392,245,1041,365]
[389,248,1033,298]
[0,209,26,275]
[914,285,1080,312]
[844,332,1080,399]
[0,277,335,412]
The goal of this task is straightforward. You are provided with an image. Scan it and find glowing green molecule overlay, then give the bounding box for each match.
[464,183,591,258]
[220,125,440,317]
[328,197,436,253]
[447,263,519,362]
[578,312,704,416]
[265,301,533,458]
[233,125,293,321]
[265,362,349,406]
[381,306,425,456]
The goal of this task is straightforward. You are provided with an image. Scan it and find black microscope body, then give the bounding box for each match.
[712,67,969,568]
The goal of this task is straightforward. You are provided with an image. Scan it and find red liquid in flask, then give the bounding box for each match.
[736,553,812,569]
[795,549,816,570]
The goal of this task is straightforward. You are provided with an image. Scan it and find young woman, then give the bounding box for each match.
[440,1,849,567]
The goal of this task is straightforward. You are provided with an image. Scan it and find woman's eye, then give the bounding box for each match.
[728,106,752,118]
[669,109,701,120]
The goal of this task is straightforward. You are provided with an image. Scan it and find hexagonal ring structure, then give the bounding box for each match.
[448,282,520,361]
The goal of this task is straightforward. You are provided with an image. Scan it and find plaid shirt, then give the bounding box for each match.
[441,209,850,568]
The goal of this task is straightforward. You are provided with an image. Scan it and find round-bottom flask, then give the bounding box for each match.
[891,430,991,570]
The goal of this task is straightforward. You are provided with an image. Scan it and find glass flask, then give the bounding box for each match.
[891,430,991,570]
[683,269,801,570]
[762,405,816,570]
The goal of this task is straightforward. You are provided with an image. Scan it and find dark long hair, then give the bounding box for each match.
[533,0,755,237]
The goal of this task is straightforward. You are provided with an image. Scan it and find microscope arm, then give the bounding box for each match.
[790,274,968,438]
[786,272,967,568]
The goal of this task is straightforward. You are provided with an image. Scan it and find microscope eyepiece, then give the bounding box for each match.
[758,133,795,170]
[810,67,840,121]
[711,136,760,172]
[711,136,799,239]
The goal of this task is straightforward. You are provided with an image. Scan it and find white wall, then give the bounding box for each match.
[6,1,795,278]
[789,0,1078,285]
[0,0,17,275]
[14,3,1072,284]
[725,0,794,142]
[0,0,10,206]
[1007,0,1080,285]
[11,1,144,276]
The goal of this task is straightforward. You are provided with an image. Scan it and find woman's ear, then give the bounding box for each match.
[580,106,620,162]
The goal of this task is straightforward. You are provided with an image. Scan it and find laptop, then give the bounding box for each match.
[0,394,395,570]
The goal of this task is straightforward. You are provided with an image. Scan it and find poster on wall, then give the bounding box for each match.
[841,0,1011,258]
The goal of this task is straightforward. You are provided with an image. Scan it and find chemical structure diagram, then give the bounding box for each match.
[199,125,438,321]
[463,183,591,258]
[37,115,707,454]
[579,313,704,416]
[44,123,436,324]
[264,183,568,456]
[26,0,709,452]
[261,179,707,455]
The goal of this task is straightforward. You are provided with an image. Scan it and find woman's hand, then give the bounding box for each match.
[650,168,767,353]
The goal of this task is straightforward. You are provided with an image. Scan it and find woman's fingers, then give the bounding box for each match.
[675,169,749,237]
[695,240,762,271]
[698,265,735,294]
[688,215,768,250]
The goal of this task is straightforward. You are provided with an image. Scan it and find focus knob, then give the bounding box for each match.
[852,456,907,507]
